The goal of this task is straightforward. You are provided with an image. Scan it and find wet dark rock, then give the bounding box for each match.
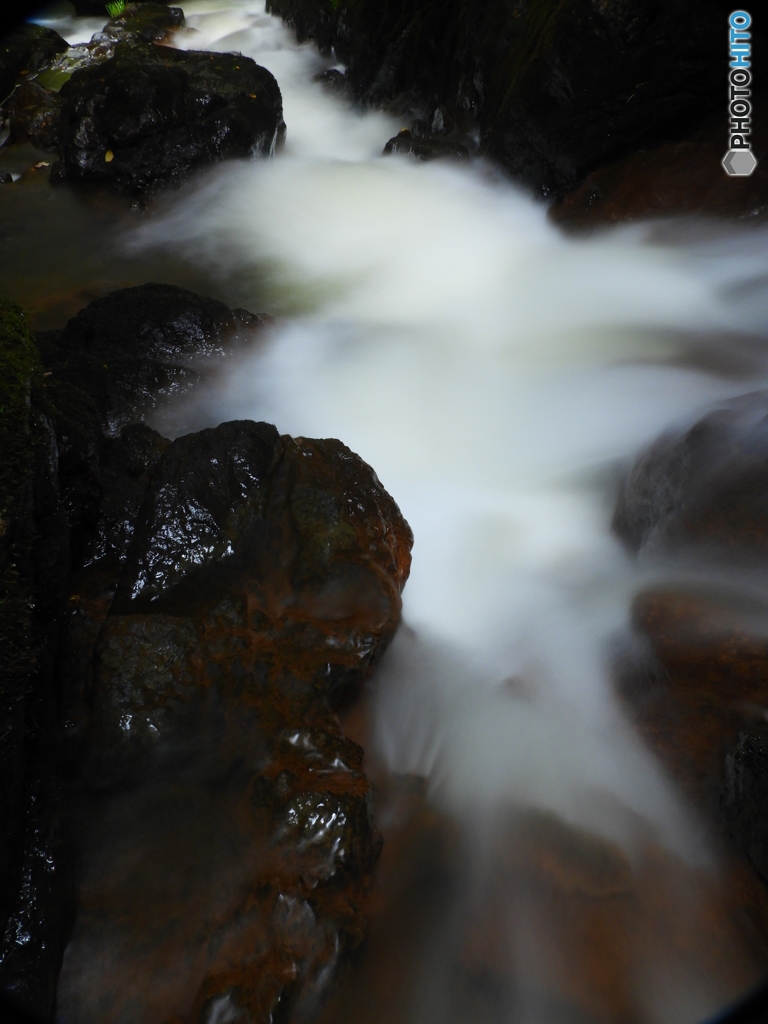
[20,4,184,102]
[724,732,768,884]
[35,282,271,571]
[614,393,768,562]
[4,80,63,150]
[99,2,184,47]
[82,415,412,785]
[38,282,270,434]
[383,127,468,162]
[613,393,768,909]
[314,67,347,92]
[552,99,768,230]
[56,419,411,1022]
[121,419,281,605]
[267,0,735,197]
[0,23,67,103]
[51,44,285,194]
[92,423,170,563]
[1,285,412,1020]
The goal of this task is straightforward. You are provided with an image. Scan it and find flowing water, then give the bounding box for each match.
[17,0,768,1020]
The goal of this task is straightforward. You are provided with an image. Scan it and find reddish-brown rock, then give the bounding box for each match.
[551,98,768,230]
[615,394,768,914]
[57,419,412,1024]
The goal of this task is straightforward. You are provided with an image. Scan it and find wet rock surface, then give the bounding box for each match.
[1,5,286,196]
[4,79,63,150]
[25,3,185,97]
[615,392,768,893]
[0,286,288,1019]
[312,697,768,1024]
[614,393,768,562]
[267,0,739,198]
[37,282,270,433]
[33,282,272,576]
[57,418,411,1022]
[51,45,285,195]
[98,2,185,47]
[552,99,768,230]
[383,127,469,163]
[0,23,67,104]
[0,281,412,1021]
[313,68,350,97]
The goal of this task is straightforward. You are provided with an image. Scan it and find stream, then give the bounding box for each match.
[7,0,768,1020]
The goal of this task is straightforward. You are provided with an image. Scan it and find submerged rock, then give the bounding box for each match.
[615,394,768,896]
[0,23,67,103]
[614,393,768,562]
[313,67,350,96]
[50,45,285,194]
[383,127,469,162]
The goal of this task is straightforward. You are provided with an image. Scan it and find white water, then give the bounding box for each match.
[49,0,768,1017]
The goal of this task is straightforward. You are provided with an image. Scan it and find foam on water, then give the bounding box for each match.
[121,1,768,1017]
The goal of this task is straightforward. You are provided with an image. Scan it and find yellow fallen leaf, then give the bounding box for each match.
[105,150,114,162]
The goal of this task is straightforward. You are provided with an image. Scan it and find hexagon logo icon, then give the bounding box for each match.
[722,149,758,176]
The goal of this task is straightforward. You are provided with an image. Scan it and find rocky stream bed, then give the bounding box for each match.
[3,2,768,1023]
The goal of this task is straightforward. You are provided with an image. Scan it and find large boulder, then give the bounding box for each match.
[0,23,67,103]
[1,285,414,1020]
[35,283,272,568]
[57,419,412,1023]
[1,6,186,153]
[0,285,274,1019]
[51,45,286,194]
